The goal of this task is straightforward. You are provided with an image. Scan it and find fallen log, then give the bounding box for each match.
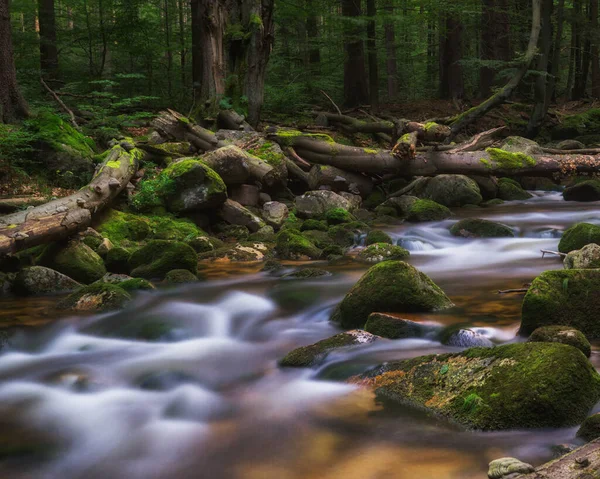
[0,142,142,256]
[308,164,373,197]
[268,130,600,177]
[152,109,225,152]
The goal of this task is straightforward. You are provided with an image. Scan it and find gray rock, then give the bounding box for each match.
[441,327,494,348]
[413,175,483,207]
[262,201,289,228]
[14,266,81,296]
[219,199,266,232]
[564,243,600,269]
[295,190,351,218]
[488,457,534,479]
[499,136,543,155]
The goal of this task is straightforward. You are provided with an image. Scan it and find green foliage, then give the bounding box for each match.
[131,173,176,212]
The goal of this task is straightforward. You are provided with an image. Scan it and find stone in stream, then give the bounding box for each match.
[497,178,533,201]
[558,222,600,253]
[13,266,81,296]
[275,230,322,260]
[331,261,453,329]
[528,325,591,357]
[39,240,106,285]
[412,174,483,207]
[520,269,600,338]
[450,218,515,238]
[357,243,410,263]
[563,179,600,202]
[564,243,600,269]
[365,229,393,245]
[577,413,600,442]
[262,201,289,228]
[359,342,600,430]
[487,457,534,479]
[58,282,131,312]
[164,269,199,284]
[439,325,494,348]
[279,330,379,368]
[219,199,266,233]
[295,190,352,218]
[406,199,452,222]
[128,240,198,280]
[364,312,435,339]
[378,195,419,218]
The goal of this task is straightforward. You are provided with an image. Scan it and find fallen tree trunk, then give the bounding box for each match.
[268,131,600,177]
[513,438,600,478]
[152,109,225,152]
[0,142,142,256]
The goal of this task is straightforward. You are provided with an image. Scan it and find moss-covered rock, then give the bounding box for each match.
[332,261,453,329]
[373,205,398,218]
[327,223,362,247]
[379,196,419,218]
[301,229,335,250]
[198,242,270,262]
[39,241,106,284]
[325,208,355,225]
[58,282,131,312]
[498,136,543,155]
[481,199,505,207]
[186,236,223,253]
[128,240,198,279]
[487,458,534,478]
[414,175,483,207]
[13,266,80,296]
[558,223,600,253]
[363,189,386,209]
[563,179,600,202]
[528,325,591,357]
[450,218,514,238]
[118,278,155,292]
[497,178,533,201]
[407,199,452,222]
[365,229,393,245]
[296,190,352,218]
[357,243,410,263]
[362,342,600,430]
[165,269,199,284]
[284,268,331,279]
[104,247,131,274]
[364,312,429,339]
[551,109,600,140]
[301,219,328,232]
[275,230,322,260]
[520,269,600,338]
[519,177,562,192]
[577,413,600,442]
[564,243,600,269]
[216,224,250,242]
[279,330,379,367]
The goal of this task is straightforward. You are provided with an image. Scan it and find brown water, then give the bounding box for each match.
[0,191,599,479]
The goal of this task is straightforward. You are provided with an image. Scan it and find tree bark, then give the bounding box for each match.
[151,109,225,152]
[366,0,379,112]
[448,0,541,139]
[545,0,566,106]
[0,0,30,123]
[38,0,59,81]
[592,0,600,98]
[0,143,141,256]
[383,0,398,99]
[480,0,511,97]
[342,0,369,108]
[306,0,320,70]
[439,11,464,100]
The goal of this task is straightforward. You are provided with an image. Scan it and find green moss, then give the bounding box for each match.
[104,247,131,274]
[25,112,95,158]
[557,109,600,137]
[479,158,491,168]
[520,269,600,338]
[275,229,322,260]
[423,122,439,131]
[164,269,198,284]
[558,223,600,253]
[248,141,285,166]
[577,413,600,442]
[368,342,600,430]
[119,278,155,292]
[58,282,131,312]
[274,129,335,147]
[279,333,361,367]
[563,179,600,202]
[82,235,103,251]
[280,210,304,231]
[325,208,355,225]
[528,325,591,357]
[374,206,398,218]
[364,189,386,209]
[332,261,453,329]
[357,243,410,263]
[301,219,328,232]
[450,219,514,238]
[129,240,198,279]
[486,148,536,169]
[407,199,451,222]
[497,178,533,201]
[301,230,335,250]
[40,241,106,284]
[365,230,393,245]
[364,313,423,339]
[363,148,379,154]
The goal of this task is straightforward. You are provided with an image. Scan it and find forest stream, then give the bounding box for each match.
[0,191,598,479]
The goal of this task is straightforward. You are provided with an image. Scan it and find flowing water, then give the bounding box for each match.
[1,191,600,479]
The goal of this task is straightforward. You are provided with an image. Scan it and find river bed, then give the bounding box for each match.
[0,191,599,479]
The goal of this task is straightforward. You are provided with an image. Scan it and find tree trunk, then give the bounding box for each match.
[439,12,464,100]
[0,0,30,123]
[571,0,584,99]
[164,0,173,100]
[526,0,553,137]
[545,0,566,105]
[342,0,369,108]
[448,0,541,139]
[151,109,225,152]
[0,143,141,256]
[306,0,320,70]
[480,0,511,97]
[366,0,379,112]
[593,0,600,98]
[38,0,58,81]
[383,0,398,99]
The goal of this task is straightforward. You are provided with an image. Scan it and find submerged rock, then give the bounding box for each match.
[558,222,600,253]
[283,268,331,279]
[331,261,453,329]
[488,457,534,479]
[279,330,379,368]
[58,283,131,312]
[577,413,600,442]
[357,243,410,263]
[528,325,591,357]
[407,199,452,222]
[439,326,494,348]
[13,266,81,296]
[165,269,199,284]
[520,269,600,338]
[361,342,600,430]
[450,218,514,238]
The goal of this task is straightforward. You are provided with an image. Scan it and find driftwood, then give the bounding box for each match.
[0,142,141,256]
[449,126,507,152]
[541,249,567,258]
[268,131,600,177]
[152,109,225,152]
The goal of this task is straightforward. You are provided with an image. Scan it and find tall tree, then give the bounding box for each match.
[366,0,379,111]
[306,0,320,70]
[0,0,30,123]
[38,0,58,80]
[480,0,510,97]
[439,11,464,100]
[383,0,398,99]
[342,0,368,108]
[592,0,599,98]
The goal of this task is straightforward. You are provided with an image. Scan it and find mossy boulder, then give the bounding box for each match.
[414,175,483,207]
[104,247,131,274]
[497,178,533,201]
[295,190,352,218]
[519,177,562,192]
[528,325,591,358]
[13,266,81,296]
[362,342,600,430]
[357,243,410,263]
[498,136,543,155]
[220,199,266,233]
[327,223,365,247]
[450,218,514,238]
[301,230,335,250]
[379,196,419,218]
[301,219,328,232]
[119,278,155,292]
[198,242,270,262]
[364,313,430,339]
[558,223,600,253]
[407,199,451,222]
[187,236,223,253]
[279,330,379,368]
[331,261,453,329]
[165,269,199,284]
[325,208,355,225]
[365,229,393,245]
[564,243,600,269]
[58,282,131,312]
[468,176,499,200]
[577,413,600,442]
[563,179,600,202]
[373,205,398,218]
[520,269,600,338]
[128,240,198,279]
[39,241,106,284]
[275,230,322,260]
